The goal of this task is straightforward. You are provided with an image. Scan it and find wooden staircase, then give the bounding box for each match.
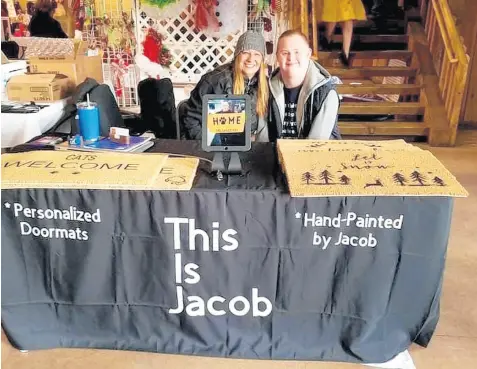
[287,0,469,146]
[317,19,428,140]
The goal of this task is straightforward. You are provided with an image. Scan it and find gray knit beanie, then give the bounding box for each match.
[234,31,266,58]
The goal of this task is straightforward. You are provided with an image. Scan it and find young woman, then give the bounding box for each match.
[182,31,269,141]
[320,0,367,67]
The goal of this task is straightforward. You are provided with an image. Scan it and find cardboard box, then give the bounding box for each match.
[1,51,28,100]
[28,41,103,85]
[7,74,74,102]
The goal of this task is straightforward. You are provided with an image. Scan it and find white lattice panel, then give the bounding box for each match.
[246,0,287,68]
[136,3,246,84]
[82,1,139,107]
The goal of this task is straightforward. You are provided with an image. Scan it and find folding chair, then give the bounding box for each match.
[176,99,189,140]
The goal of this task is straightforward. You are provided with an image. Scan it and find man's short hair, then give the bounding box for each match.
[277,30,310,49]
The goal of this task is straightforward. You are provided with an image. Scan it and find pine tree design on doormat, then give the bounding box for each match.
[410,171,427,186]
[301,172,316,185]
[393,173,407,186]
[433,176,446,186]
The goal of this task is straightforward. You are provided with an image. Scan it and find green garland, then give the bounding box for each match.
[142,0,178,8]
[257,0,271,12]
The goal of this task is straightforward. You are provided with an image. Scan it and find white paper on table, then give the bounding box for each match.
[364,350,416,369]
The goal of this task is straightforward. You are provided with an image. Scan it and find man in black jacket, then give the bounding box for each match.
[263,30,341,142]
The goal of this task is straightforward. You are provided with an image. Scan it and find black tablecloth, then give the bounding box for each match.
[149,139,284,190]
[1,140,453,363]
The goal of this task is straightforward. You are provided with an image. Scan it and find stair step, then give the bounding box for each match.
[340,43,409,51]
[320,19,404,29]
[330,34,409,44]
[339,122,428,136]
[339,102,425,115]
[319,50,413,61]
[337,84,421,95]
[328,67,417,78]
[318,23,405,35]
[405,8,422,22]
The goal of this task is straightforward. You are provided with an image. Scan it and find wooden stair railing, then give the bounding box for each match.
[287,0,320,58]
[419,0,469,145]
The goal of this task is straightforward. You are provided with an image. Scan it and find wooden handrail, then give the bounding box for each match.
[437,0,468,62]
[310,0,318,58]
[419,0,470,145]
[287,0,319,57]
[429,0,468,64]
[430,0,457,63]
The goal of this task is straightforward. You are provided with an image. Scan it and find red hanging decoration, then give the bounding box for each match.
[111,53,130,98]
[142,28,161,64]
[13,23,26,37]
[142,28,173,68]
[72,0,85,31]
[272,0,282,13]
[195,0,220,32]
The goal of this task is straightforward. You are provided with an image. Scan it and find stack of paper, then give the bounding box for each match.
[55,136,154,153]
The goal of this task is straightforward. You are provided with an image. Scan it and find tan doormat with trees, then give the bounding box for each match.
[1,151,199,191]
[277,140,468,198]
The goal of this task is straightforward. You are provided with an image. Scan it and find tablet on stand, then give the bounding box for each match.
[201,94,251,175]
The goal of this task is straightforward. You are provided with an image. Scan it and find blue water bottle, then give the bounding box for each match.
[77,100,100,142]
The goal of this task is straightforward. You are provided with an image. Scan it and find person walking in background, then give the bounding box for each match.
[13,1,23,15]
[319,0,367,67]
[29,0,67,38]
[26,1,35,16]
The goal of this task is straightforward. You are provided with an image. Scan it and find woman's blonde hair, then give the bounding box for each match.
[232,56,268,119]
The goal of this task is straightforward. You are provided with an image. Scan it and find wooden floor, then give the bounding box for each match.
[2,130,477,369]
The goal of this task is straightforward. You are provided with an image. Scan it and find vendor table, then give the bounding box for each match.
[1,99,68,148]
[1,140,453,364]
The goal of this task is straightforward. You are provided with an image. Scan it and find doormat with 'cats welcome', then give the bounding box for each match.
[1,151,199,191]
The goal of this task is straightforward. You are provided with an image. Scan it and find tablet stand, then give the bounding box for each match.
[228,152,243,174]
[211,152,243,175]
[211,152,226,173]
